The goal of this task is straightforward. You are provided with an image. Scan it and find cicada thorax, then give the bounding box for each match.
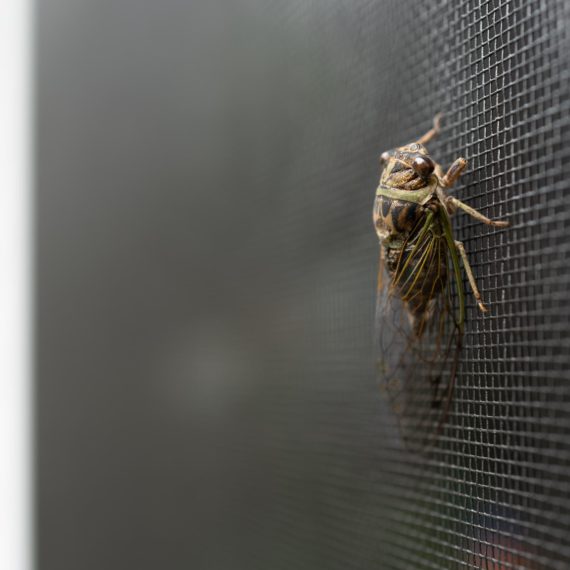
[373,194,425,238]
[373,142,437,241]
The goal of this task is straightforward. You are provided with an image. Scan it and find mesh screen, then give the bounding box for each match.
[36,0,570,568]
[254,1,570,569]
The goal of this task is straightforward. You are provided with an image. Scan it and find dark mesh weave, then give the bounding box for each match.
[36,0,570,568]
[254,1,570,569]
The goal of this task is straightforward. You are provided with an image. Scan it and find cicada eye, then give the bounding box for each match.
[412,155,435,178]
[380,151,391,164]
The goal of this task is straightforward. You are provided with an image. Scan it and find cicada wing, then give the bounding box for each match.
[376,224,463,452]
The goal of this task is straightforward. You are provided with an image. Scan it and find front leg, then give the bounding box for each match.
[439,157,468,188]
[417,112,443,145]
[435,157,510,227]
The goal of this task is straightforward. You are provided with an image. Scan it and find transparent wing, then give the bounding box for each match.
[375,213,463,452]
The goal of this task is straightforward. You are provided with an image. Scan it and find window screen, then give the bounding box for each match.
[251,1,570,569]
[36,0,570,569]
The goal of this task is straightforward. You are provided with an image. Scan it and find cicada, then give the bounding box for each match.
[373,114,509,450]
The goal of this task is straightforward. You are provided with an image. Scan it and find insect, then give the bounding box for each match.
[373,114,509,450]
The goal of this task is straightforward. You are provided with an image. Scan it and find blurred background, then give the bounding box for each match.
[3,0,570,569]
[34,1,383,569]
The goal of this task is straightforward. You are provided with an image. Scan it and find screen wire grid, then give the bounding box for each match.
[36,0,570,569]
[254,1,570,569]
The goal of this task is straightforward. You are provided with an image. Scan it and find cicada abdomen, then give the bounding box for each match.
[374,195,448,326]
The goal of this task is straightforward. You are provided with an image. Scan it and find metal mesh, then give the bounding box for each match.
[36,0,570,568]
[255,1,570,569]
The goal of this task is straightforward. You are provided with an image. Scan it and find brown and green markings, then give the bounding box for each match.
[373,114,509,450]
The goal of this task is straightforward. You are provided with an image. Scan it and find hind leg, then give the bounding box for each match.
[454,240,488,313]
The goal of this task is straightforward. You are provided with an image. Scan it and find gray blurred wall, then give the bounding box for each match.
[37,1,440,569]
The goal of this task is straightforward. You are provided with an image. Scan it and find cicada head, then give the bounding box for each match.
[380,142,436,190]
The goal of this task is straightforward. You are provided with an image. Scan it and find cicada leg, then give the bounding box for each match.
[436,159,509,313]
[447,197,510,228]
[440,158,468,188]
[432,156,468,188]
[417,112,443,145]
[433,157,467,192]
[454,240,489,313]
[435,157,510,228]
